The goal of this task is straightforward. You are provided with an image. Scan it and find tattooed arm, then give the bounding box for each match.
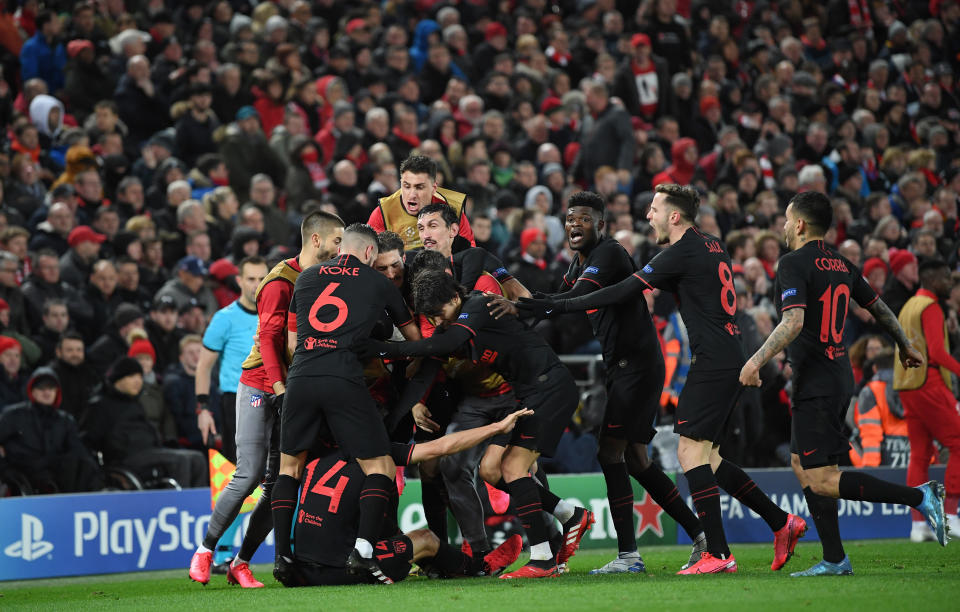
[867,299,924,368]
[739,308,805,387]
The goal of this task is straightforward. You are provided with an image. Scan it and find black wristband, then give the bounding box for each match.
[196,394,210,405]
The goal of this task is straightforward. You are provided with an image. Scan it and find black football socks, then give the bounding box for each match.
[631,461,703,540]
[838,471,924,506]
[803,486,845,563]
[685,464,730,558]
[601,462,637,553]
[270,474,299,559]
[715,459,788,531]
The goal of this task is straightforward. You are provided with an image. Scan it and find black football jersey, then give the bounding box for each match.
[294,443,413,567]
[775,239,878,400]
[634,227,744,370]
[288,254,413,380]
[560,236,660,366]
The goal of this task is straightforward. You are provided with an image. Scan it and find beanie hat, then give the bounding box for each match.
[107,356,143,384]
[862,257,887,279]
[520,228,546,253]
[889,249,917,275]
[0,335,21,356]
[128,338,157,362]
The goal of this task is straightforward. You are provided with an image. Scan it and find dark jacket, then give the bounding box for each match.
[20,277,94,336]
[612,55,672,121]
[0,367,103,492]
[28,226,70,256]
[145,319,182,375]
[114,74,170,146]
[218,124,286,202]
[87,329,128,374]
[59,249,93,290]
[174,110,220,168]
[50,357,102,425]
[63,58,113,122]
[574,102,635,184]
[162,362,204,449]
[0,285,29,334]
[84,386,162,465]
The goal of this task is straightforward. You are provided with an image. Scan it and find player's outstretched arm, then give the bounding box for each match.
[518,273,646,319]
[409,408,534,464]
[866,299,923,368]
[353,324,473,360]
[739,307,804,387]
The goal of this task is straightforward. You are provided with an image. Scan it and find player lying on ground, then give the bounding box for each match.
[355,271,595,579]
[278,407,531,586]
[739,191,947,577]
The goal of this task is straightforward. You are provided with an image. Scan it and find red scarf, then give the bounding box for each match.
[848,0,873,30]
[801,35,826,51]
[392,126,420,148]
[546,46,571,67]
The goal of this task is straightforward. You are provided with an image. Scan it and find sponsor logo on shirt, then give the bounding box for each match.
[458,313,469,320]
[642,264,653,273]
[585,266,599,274]
[781,288,797,300]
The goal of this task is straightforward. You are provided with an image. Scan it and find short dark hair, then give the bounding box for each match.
[301,210,344,242]
[568,191,605,212]
[863,348,895,374]
[919,258,949,277]
[418,202,458,227]
[413,269,465,315]
[57,330,84,348]
[409,248,448,283]
[655,184,700,223]
[399,155,438,179]
[788,191,833,235]
[343,222,379,247]
[36,10,55,30]
[42,298,67,316]
[238,255,266,274]
[377,231,404,255]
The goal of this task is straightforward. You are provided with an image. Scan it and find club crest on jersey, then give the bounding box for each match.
[584,266,599,274]
[642,264,654,273]
[458,313,469,320]
[781,288,797,300]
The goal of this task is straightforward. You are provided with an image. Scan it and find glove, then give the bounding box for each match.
[350,337,398,361]
[516,295,564,324]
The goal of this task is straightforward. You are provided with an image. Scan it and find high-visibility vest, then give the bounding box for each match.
[850,379,909,468]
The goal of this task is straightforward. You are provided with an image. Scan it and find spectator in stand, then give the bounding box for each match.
[60,225,105,289]
[508,227,553,294]
[84,356,206,488]
[0,334,27,405]
[163,334,205,450]
[20,11,66,95]
[49,330,100,425]
[155,255,218,318]
[883,249,919,316]
[35,298,69,365]
[0,366,103,493]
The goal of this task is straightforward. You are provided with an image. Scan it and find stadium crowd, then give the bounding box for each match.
[0,0,959,496]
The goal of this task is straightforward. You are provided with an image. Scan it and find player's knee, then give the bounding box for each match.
[409,529,439,559]
[478,459,500,485]
[624,443,651,471]
[597,445,624,466]
[809,479,833,497]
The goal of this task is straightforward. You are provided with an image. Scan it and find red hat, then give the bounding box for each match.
[540,96,564,114]
[700,95,721,115]
[67,39,94,58]
[68,225,106,248]
[485,22,507,41]
[128,338,157,362]
[862,257,887,279]
[208,259,239,281]
[889,249,917,275]
[520,228,546,253]
[631,33,651,48]
[0,297,8,312]
[0,335,21,356]
[346,18,368,34]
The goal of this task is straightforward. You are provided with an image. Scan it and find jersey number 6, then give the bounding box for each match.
[309,283,349,332]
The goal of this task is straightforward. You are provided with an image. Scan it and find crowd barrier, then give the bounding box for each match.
[1,466,940,581]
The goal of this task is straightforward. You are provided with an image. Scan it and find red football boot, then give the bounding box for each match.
[771,514,807,570]
[189,551,213,585]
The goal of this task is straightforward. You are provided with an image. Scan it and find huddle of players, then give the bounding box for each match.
[197,178,949,587]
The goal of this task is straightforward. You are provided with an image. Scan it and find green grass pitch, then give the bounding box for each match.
[2,540,958,611]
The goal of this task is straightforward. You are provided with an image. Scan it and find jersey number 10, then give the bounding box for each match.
[818,284,850,344]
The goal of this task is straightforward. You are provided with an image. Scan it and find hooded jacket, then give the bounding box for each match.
[653,138,698,187]
[0,367,84,465]
[28,94,64,140]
